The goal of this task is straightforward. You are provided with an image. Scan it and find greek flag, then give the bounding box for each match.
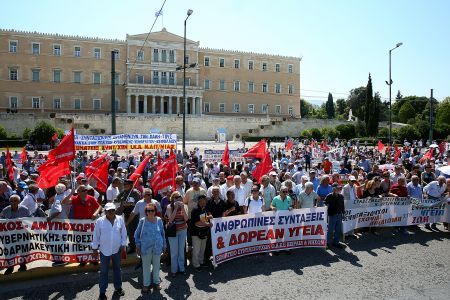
[155,9,163,17]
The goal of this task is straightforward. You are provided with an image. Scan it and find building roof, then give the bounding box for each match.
[127,28,198,45]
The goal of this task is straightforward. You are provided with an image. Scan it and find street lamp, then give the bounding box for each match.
[386,42,403,145]
[182,9,193,157]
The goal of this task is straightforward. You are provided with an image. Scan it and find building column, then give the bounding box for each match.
[184,96,188,115]
[191,97,195,115]
[199,97,203,116]
[168,96,172,114]
[127,94,131,113]
[177,97,181,114]
[152,96,156,114]
[160,96,164,115]
[143,95,148,114]
[134,95,139,114]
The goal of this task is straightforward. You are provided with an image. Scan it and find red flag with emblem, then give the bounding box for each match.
[6,146,15,183]
[129,155,152,183]
[85,154,110,193]
[157,151,162,167]
[439,141,446,154]
[419,148,434,163]
[243,139,266,159]
[251,150,273,183]
[377,140,385,152]
[221,142,230,166]
[150,150,179,195]
[20,147,28,164]
[48,128,75,163]
[286,140,294,151]
[36,160,71,189]
[394,149,401,163]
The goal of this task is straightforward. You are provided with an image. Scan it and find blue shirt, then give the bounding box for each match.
[407,182,423,200]
[134,217,165,255]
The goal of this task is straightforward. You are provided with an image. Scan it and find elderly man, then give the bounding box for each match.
[0,194,31,275]
[294,175,309,198]
[407,175,423,200]
[106,177,121,203]
[423,176,447,230]
[126,188,161,225]
[298,182,320,208]
[325,183,346,249]
[184,177,207,217]
[228,175,247,212]
[260,175,276,211]
[207,177,226,200]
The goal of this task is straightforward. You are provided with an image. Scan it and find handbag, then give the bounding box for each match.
[165,222,177,237]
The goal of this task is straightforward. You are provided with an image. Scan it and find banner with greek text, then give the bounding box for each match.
[0,218,96,268]
[204,149,246,163]
[343,197,450,233]
[210,208,327,266]
[74,134,177,151]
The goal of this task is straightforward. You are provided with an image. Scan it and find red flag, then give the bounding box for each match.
[36,160,71,189]
[48,128,75,163]
[394,150,401,163]
[157,151,162,167]
[85,154,110,193]
[51,132,58,141]
[394,144,399,152]
[251,150,273,183]
[6,146,15,183]
[150,150,179,194]
[286,140,294,151]
[221,142,230,166]
[20,147,27,164]
[439,141,446,154]
[419,148,434,163]
[377,140,385,152]
[243,139,266,159]
[320,140,330,152]
[129,155,151,183]
[385,145,391,155]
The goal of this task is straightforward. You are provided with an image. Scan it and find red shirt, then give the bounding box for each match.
[71,194,100,219]
[390,184,408,197]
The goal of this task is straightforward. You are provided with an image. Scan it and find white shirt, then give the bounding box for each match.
[241,180,253,199]
[207,185,226,200]
[229,185,247,206]
[106,185,120,202]
[423,181,446,198]
[20,193,38,214]
[132,199,161,219]
[92,215,127,256]
[246,197,264,214]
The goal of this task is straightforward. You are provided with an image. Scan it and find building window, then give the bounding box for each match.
[9,96,18,108]
[204,79,210,90]
[93,72,101,84]
[136,75,144,84]
[219,80,225,91]
[153,49,159,62]
[53,44,61,56]
[288,64,293,73]
[248,81,254,93]
[153,71,159,84]
[169,72,175,85]
[169,50,175,63]
[233,103,240,113]
[234,81,240,91]
[219,103,225,113]
[248,60,254,70]
[32,69,40,82]
[275,83,281,94]
[53,70,61,83]
[248,104,254,114]
[93,99,101,110]
[161,49,167,62]
[74,98,81,109]
[204,57,210,67]
[94,48,101,59]
[73,71,82,83]
[219,58,225,68]
[74,46,81,57]
[275,105,281,114]
[262,62,268,71]
[184,77,190,86]
[9,68,18,80]
[53,98,61,109]
[161,72,167,85]
[114,73,120,85]
[288,106,293,116]
[204,102,210,113]
[275,63,280,72]
[137,50,144,62]
[184,55,189,65]
[288,84,293,95]
[9,41,17,53]
[261,104,268,114]
[262,83,268,93]
[113,49,120,60]
[32,97,40,109]
[234,59,240,69]
[32,43,40,55]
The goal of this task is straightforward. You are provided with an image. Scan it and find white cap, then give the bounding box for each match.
[104,203,116,211]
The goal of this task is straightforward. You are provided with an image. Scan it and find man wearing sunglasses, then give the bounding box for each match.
[92,202,127,300]
[126,188,161,227]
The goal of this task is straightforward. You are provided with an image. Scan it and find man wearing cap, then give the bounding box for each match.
[325,183,345,249]
[115,179,141,254]
[12,181,28,201]
[19,184,43,216]
[342,176,358,203]
[269,171,281,193]
[19,171,29,182]
[92,202,127,300]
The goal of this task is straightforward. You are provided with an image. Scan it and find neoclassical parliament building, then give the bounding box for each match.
[0,28,301,118]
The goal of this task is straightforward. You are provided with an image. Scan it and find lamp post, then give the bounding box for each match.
[386,42,403,145]
[182,9,193,157]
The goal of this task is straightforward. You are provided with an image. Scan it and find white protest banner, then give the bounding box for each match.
[343,197,450,233]
[0,218,96,267]
[203,149,246,163]
[74,133,177,151]
[210,207,327,266]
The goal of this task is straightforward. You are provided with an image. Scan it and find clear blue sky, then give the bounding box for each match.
[2,0,449,103]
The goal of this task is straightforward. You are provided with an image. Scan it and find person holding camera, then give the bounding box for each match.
[190,195,212,271]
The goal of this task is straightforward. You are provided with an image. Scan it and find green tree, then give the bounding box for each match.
[396,90,403,100]
[335,124,356,139]
[300,99,314,118]
[326,93,335,119]
[398,102,416,123]
[301,129,312,139]
[321,127,338,139]
[346,87,366,121]
[336,98,347,116]
[435,97,450,136]
[364,74,379,136]
[395,125,420,142]
[392,96,428,121]
[23,128,32,140]
[310,128,323,140]
[30,121,57,145]
[378,127,389,138]
[0,125,7,140]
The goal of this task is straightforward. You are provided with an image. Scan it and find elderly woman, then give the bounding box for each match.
[165,191,188,277]
[316,175,333,207]
[298,182,321,208]
[48,183,73,221]
[134,203,165,292]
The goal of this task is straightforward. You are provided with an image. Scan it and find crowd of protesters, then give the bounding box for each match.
[1,138,449,298]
